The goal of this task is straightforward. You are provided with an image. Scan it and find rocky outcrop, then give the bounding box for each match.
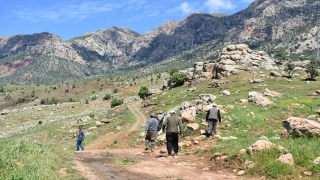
[282,117,320,137]
[214,44,277,78]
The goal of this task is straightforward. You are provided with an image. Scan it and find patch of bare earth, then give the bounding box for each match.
[74,102,250,180]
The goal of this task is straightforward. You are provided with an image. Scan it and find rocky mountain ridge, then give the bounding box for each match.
[0,0,319,84]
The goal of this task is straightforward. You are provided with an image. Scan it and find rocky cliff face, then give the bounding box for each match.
[0,0,319,84]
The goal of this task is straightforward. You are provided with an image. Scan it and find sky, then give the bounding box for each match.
[0,0,254,40]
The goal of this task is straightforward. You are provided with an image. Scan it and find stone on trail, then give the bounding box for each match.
[187,123,200,130]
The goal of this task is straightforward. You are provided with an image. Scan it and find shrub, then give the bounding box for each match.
[103,94,111,101]
[169,68,179,76]
[138,86,149,99]
[170,72,187,86]
[111,98,123,108]
[113,88,118,94]
[284,61,296,78]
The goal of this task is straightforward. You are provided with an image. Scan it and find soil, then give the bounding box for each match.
[74,102,249,180]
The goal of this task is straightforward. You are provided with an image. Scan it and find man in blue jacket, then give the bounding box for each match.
[145,113,159,152]
[76,125,85,151]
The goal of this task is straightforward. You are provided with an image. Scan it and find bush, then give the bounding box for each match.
[113,88,118,94]
[138,86,149,99]
[170,72,187,86]
[169,68,179,76]
[111,98,123,108]
[103,94,111,101]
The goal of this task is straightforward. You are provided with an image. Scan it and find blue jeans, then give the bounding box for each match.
[76,138,84,151]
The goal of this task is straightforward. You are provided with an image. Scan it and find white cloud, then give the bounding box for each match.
[204,0,236,12]
[179,2,193,14]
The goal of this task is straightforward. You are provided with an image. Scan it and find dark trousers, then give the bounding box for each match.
[208,119,218,137]
[166,132,179,155]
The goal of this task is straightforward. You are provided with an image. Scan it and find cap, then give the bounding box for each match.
[170,110,176,114]
[211,103,217,107]
[150,113,156,118]
[159,111,163,114]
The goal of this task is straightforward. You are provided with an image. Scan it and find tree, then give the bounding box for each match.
[138,86,150,99]
[284,61,296,78]
[306,60,319,80]
[275,46,287,62]
[103,94,111,101]
[170,72,187,86]
[111,98,123,108]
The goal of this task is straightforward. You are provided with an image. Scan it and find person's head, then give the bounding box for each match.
[150,113,156,118]
[78,125,83,130]
[159,111,163,114]
[170,110,176,115]
[211,103,217,107]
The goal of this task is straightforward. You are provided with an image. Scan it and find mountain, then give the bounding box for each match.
[0,0,319,85]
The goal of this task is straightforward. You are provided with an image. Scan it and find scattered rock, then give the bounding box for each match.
[221,90,231,96]
[100,118,111,123]
[1,109,10,115]
[187,123,200,130]
[247,140,287,154]
[313,157,320,165]
[277,153,295,166]
[303,172,312,176]
[237,170,246,176]
[181,107,197,122]
[270,71,281,77]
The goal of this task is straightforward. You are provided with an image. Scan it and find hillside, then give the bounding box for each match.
[0,0,319,84]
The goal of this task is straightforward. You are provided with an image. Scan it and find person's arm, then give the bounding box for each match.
[206,111,209,122]
[178,118,183,136]
[162,118,167,132]
[218,110,221,124]
[145,120,149,134]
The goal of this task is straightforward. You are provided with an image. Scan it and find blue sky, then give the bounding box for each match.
[0,0,254,40]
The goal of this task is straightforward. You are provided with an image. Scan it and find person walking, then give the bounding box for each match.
[145,113,159,152]
[206,103,221,137]
[156,111,165,132]
[162,110,183,156]
[76,125,85,151]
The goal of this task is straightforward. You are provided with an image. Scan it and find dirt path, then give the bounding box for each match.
[73,102,248,180]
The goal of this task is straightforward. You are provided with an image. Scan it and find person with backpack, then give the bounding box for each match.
[145,113,159,152]
[156,111,164,132]
[76,125,85,151]
[206,103,221,137]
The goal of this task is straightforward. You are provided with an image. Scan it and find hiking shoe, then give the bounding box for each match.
[145,147,149,150]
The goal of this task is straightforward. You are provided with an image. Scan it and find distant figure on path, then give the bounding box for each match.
[145,113,159,152]
[206,103,221,137]
[162,110,183,156]
[156,111,164,132]
[76,125,85,151]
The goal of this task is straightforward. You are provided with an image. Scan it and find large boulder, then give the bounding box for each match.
[181,107,197,122]
[282,117,320,137]
[199,94,217,103]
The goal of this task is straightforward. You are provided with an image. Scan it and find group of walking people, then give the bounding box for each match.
[145,103,221,156]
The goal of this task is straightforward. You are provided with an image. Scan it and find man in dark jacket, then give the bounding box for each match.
[145,113,159,152]
[162,110,183,156]
[156,111,164,132]
[206,103,221,137]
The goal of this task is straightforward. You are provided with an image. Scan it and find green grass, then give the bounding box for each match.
[0,140,82,180]
[112,157,138,167]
